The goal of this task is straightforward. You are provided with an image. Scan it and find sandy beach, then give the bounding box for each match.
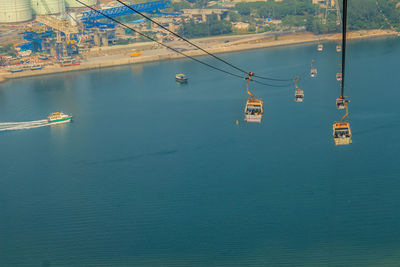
[0,29,397,84]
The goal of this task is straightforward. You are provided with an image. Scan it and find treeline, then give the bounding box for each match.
[235,0,314,19]
[178,14,232,38]
[174,0,400,38]
[234,0,400,34]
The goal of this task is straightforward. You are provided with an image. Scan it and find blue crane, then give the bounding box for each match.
[79,0,181,28]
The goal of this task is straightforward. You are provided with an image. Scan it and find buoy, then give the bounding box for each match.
[236,120,239,125]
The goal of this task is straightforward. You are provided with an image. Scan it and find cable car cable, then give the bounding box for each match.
[75,0,244,80]
[114,0,295,82]
[75,0,290,87]
[341,0,347,98]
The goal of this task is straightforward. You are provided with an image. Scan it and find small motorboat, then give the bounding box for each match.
[175,73,188,83]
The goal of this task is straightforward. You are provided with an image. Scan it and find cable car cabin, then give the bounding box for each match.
[333,121,352,145]
[294,89,304,102]
[336,98,346,109]
[244,98,263,123]
[336,45,342,52]
[317,44,323,51]
[310,68,317,78]
[336,72,342,81]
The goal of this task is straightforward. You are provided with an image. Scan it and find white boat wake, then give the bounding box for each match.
[0,119,50,132]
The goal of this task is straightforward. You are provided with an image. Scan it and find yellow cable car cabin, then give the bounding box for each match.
[243,74,263,123]
[317,44,323,51]
[244,98,263,123]
[336,45,342,52]
[310,60,317,78]
[294,89,304,102]
[332,121,352,145]
[336,72,342,81]
[294,77,303,102]
[336,97,347,109]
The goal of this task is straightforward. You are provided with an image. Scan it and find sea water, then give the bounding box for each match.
[1,37,400,266]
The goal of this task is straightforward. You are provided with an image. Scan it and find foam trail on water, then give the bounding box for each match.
[0,120,50,132]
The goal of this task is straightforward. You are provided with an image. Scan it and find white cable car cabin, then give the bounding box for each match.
[244,76,263,123]
[333,121,352,145]
[310,60,317,78]
[244,98,264,123]
[333,101,352,145]
[294,89,304,102]
[336,97,349,110]
[294,77,304,102]
[317,44,323,51]
[336,72,342,81]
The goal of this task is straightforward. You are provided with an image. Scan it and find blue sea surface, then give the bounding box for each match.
[1,38,400,266]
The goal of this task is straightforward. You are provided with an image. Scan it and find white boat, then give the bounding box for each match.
[47,112,72,124]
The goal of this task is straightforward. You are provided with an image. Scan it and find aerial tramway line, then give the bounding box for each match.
[74,0,296,124]
[333,0,352,145]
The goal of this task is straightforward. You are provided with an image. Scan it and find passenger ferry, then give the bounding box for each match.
[30,65,43,71]
[47,112,72,124]
[59,59,80,67]
[175,74,188,83]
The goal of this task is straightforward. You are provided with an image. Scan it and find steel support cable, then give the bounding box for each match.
[115,0,295,82]
[341,0,347,98]
[75,0,288,87]
[252,79,293,87]
[252,74,295,82]
[75,0,242,80]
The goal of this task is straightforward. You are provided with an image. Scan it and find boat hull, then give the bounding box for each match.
[48,116,72,124]
[176,78,187,83]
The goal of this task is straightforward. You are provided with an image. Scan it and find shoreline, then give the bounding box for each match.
[0,29,397,84]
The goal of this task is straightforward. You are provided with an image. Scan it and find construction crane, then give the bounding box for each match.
[78,0,181,29]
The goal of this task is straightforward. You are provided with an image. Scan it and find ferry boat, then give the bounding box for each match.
[30,65,43,71]
[38,54,48,60]
[59,59,80,67]
[9,68,23,73]
[47,112,72,124]
[175,74,188,83]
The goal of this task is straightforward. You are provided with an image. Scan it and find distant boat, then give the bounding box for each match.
[175,73,188,83]
[59,59,80,67]
[30,65,43,71]
[38,54,48,60]
[47,112,72,124]
[9,68,23,73]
